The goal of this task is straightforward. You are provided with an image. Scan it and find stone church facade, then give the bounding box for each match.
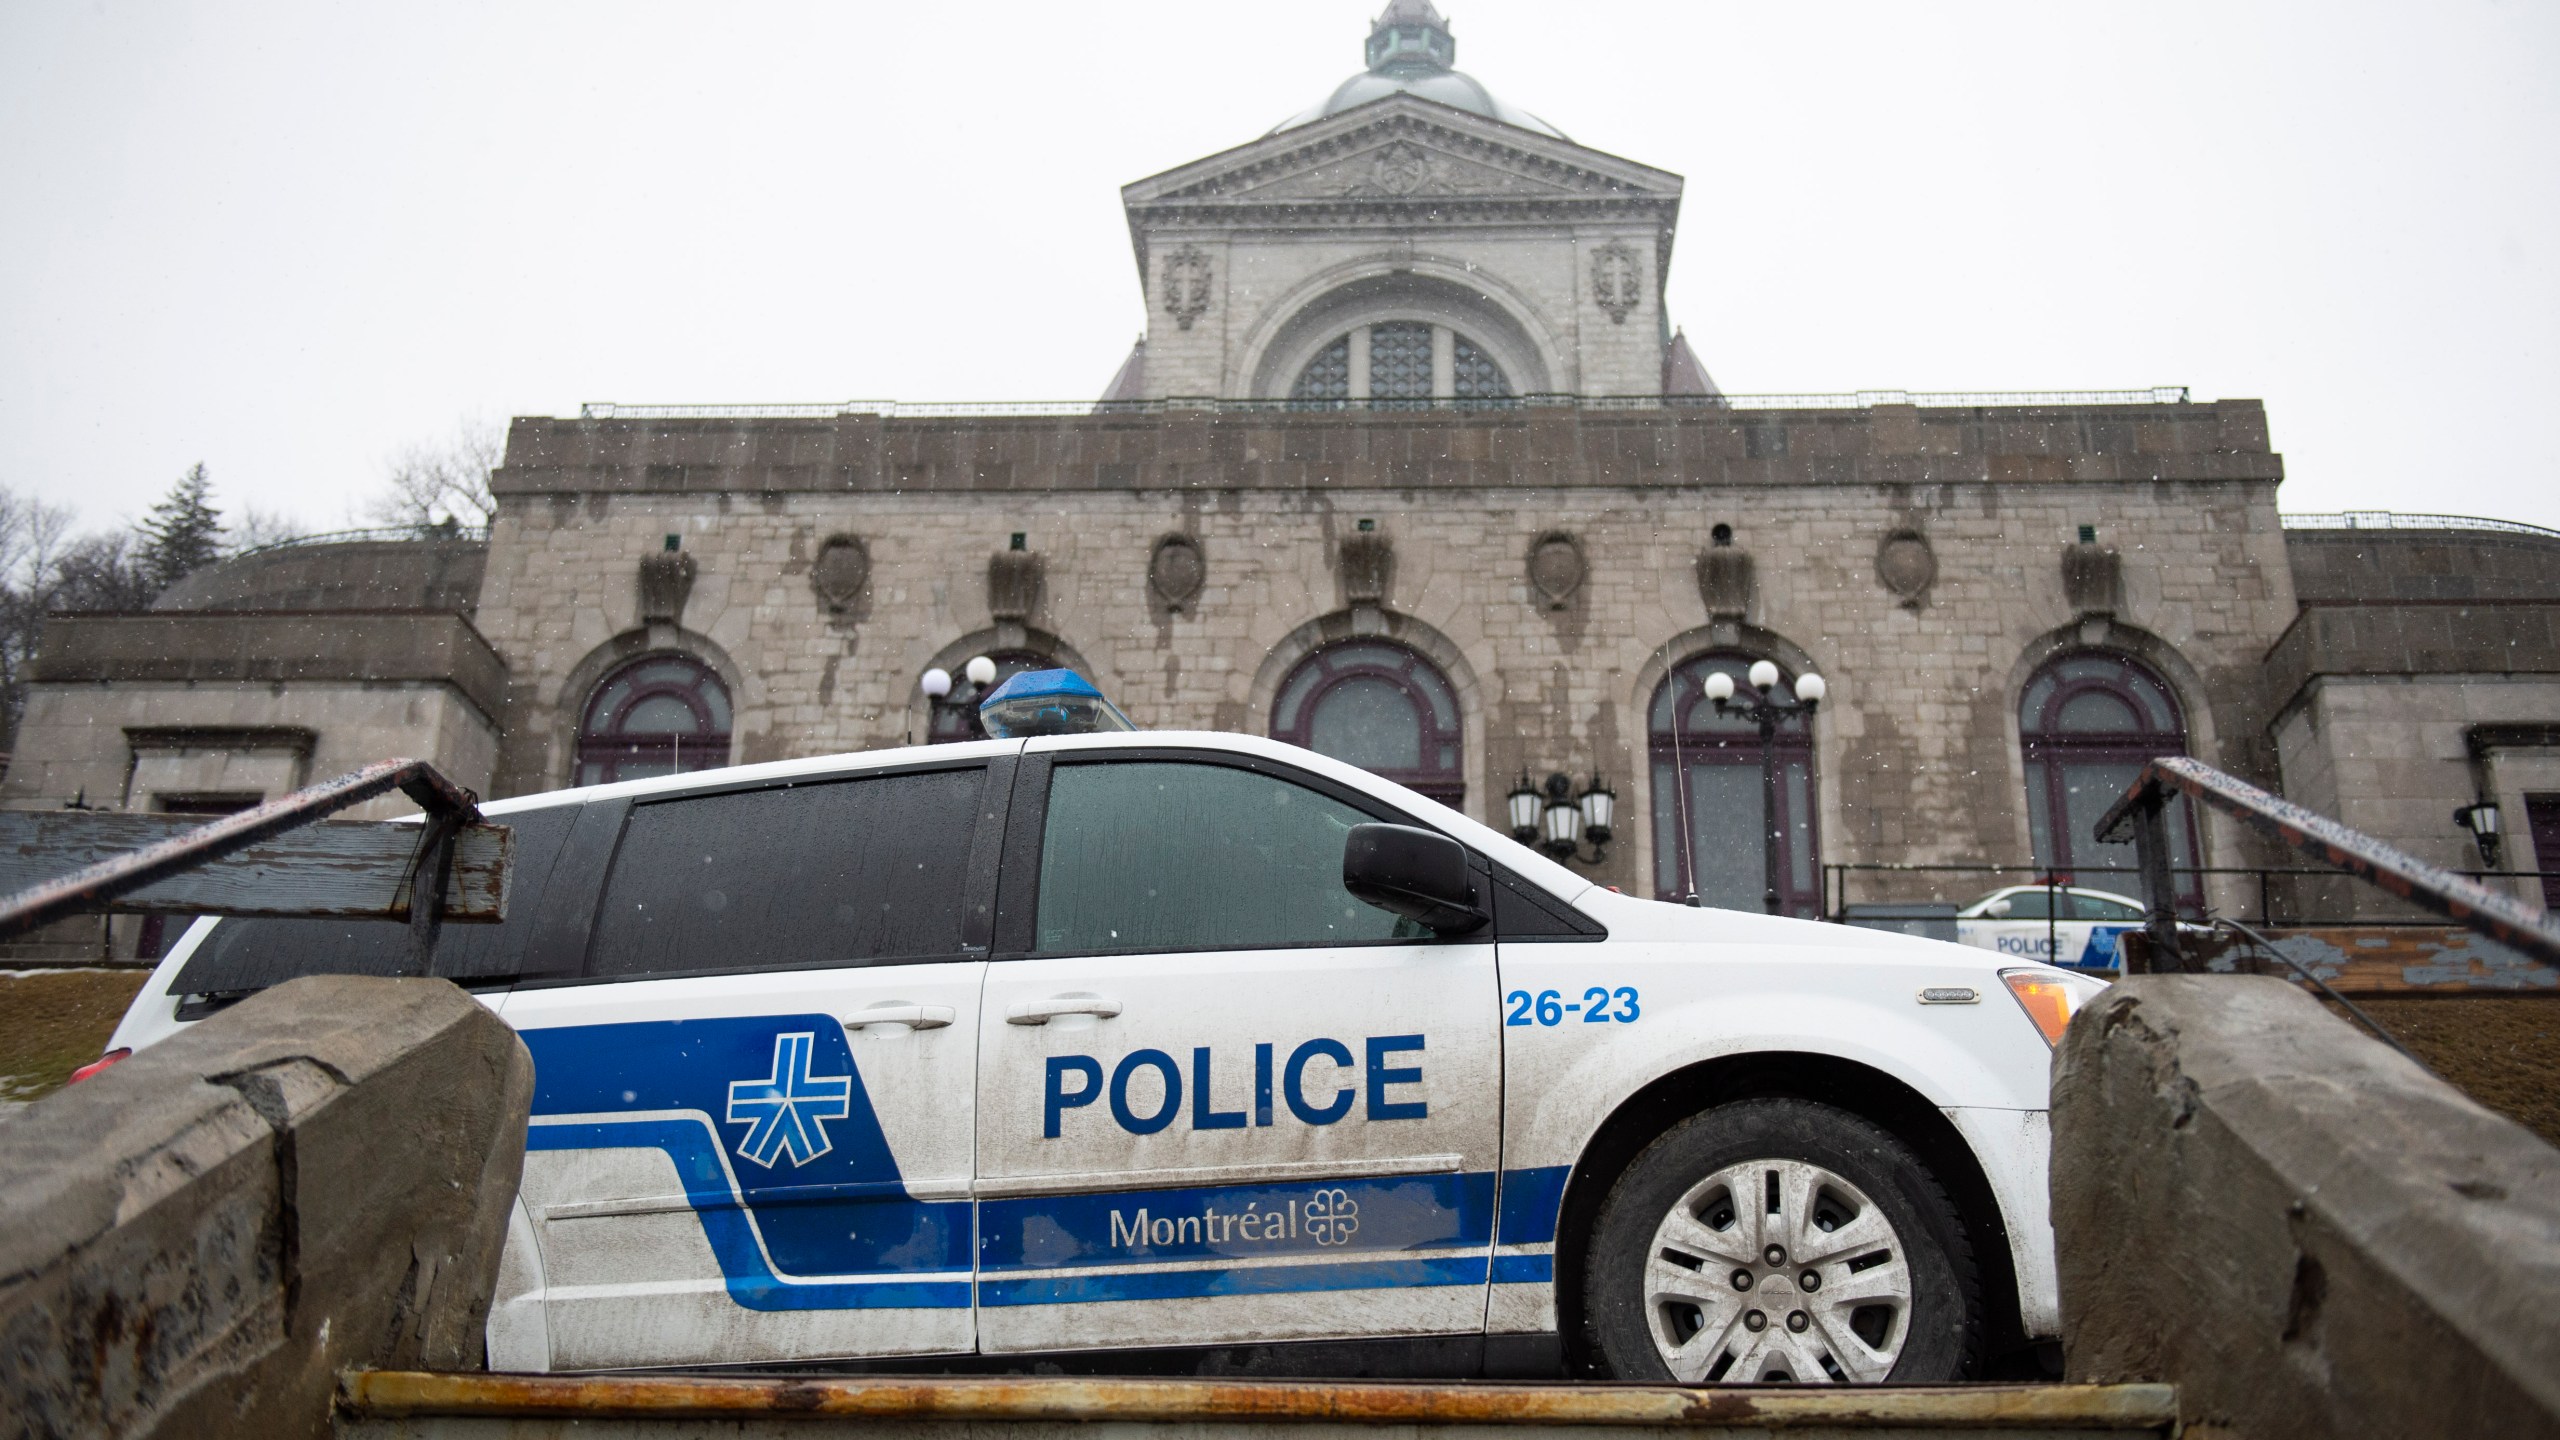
[10,2,2558,946]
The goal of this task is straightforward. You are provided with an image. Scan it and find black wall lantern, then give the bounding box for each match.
[1509,771,1616,863]
[2454,801,2503,869]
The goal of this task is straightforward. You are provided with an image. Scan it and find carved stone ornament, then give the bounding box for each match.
[988,549,1044,623]
[1148,533,1205,611]
[1339,530,1394,607]
[637,548,696,624]
[1875,528,1937,609]
[1356,140,1442,197]
[1591,241,1642,325]
[1526,531,1585,610]
[1161,245,1213,332]
[809,534,869,614]
[1698,545,1754,621]
[2061,540,2123,617]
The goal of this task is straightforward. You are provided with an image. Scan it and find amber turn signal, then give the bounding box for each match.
[1998,971,2078,1048]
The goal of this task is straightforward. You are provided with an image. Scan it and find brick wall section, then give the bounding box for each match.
[483,401,2292,900]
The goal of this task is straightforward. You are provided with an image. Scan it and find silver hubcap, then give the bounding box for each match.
[1642,1158,1912,1384]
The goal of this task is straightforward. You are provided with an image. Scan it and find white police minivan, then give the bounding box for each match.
[105,676,2098,1385]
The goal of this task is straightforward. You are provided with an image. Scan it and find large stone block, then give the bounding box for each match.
[2052,976,2560,1438]
[0,975,531,1440]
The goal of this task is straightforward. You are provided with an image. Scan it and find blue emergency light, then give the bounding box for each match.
[977,669,1137,738]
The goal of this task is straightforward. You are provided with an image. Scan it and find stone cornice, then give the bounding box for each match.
[30,611,511,725]
[1122,100,1682,210]
[492,401,2285,501]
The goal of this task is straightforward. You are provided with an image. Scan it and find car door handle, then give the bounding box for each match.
[1006,995,1123,1026]
[848,1003,956,1031]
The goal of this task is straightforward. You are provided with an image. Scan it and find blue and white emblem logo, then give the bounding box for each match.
[725,1032,852,1169]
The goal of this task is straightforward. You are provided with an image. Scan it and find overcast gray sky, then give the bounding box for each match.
[4,1,2556,533]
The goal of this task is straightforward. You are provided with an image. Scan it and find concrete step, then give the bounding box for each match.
[336,1372,2179,1439]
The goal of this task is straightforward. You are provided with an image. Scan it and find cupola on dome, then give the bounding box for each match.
[1271,1,1565,139]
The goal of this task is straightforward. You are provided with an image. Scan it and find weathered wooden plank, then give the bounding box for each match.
[0,811,509,921]
[337,1371,2182,1433]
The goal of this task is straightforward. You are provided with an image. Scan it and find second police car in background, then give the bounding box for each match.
[105,670,2104,1384]
[1952,885,2152,973]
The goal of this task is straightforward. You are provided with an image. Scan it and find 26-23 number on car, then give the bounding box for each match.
[1505,986,1639,1026]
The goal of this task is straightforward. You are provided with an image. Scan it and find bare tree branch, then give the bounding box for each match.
[372,417,502,530]
[228,505,313,554]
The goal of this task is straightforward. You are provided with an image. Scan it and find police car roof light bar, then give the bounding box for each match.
[977,668,1139,739]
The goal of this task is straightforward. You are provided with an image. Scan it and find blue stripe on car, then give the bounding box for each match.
[980,1256,1490,1306]
[527,1119,971,1311]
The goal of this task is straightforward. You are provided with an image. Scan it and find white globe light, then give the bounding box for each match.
[1747,659,1780,690]
[1794,672,1828,704]
[1703,671,1736,702]
[920,667,952,698]
[964,655,998,686]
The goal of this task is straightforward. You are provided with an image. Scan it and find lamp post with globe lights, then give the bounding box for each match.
[919,655,1004,740]
[1704,660,1827,914]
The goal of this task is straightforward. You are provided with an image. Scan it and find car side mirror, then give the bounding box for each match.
[1987,898,2013,918]
[1342,823,1490,935]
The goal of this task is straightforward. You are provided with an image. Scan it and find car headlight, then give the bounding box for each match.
[1998,967,2100,1048]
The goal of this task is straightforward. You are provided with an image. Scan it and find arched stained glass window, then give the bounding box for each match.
[1648,652,1820,916]
[1270,641,1464,804]
[1287,323,1513,408]
[576,655,732,786]
[1452,335,1507,400]
[2019,651,2201,910]
[1290,337,1350,406]
[927,649,1053,744]
[1367,321,1433,408]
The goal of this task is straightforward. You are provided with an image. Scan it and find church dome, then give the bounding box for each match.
[1271,1,1565,140]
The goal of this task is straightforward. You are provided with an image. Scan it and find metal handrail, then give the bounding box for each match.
[228,522,491,561]
[2208,914,2432,1073]
[2280,510,2560,541]
[576,387,2196,421]
[2094,755,2560,969]
[0,759,484,965]
[1820,860,2554,928]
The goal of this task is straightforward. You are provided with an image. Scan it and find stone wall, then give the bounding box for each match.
[2265,527,2560,917]
[2271,676,2560,916]
[2052,976,2560,1439]
[3,611,506,821]
[484,400,2293,900]
[0,976,530,1440]
[2286,527,2560,603]
[3,680,500,823]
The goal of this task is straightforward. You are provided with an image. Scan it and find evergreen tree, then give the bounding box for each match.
[137,463,223,591]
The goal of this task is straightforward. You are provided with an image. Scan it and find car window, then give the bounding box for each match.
[174,803,582,995]
[2072,894,2145,921]
[1995,889,2061,920]
[586,768,983,980]
[1034,760,1421,954]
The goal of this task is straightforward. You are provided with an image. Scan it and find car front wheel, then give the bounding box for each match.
[1583,1099,1982,1384]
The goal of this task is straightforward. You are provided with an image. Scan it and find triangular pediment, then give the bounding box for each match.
[1123,95,1683,214]
[1222,136,1576,202]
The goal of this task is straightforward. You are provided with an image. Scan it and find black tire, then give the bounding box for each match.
[1582,1098,1982,1384]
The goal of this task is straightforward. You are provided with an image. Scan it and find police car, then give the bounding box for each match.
[1953,885,2151,972]
[103,670,2099,1384]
